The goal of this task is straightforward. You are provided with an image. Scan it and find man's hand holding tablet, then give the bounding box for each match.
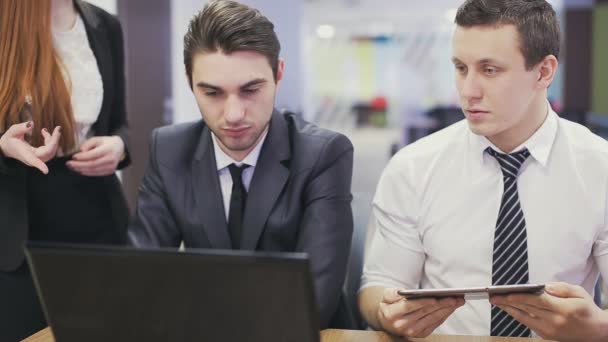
[372,288,465,338]
[370,284,543,338]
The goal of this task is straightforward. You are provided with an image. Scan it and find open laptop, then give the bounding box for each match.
[25,243,320,342]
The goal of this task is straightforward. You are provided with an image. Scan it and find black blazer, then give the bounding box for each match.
[128,111,354,328]
[0,0,130,272]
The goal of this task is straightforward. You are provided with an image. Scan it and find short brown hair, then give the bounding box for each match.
[455,0,560,70]
[183,0,281,88]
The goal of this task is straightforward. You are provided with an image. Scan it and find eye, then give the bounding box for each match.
[484,66,498,76]
[203,90,222,97]
[455,64,467,75]
[242,87,260,95]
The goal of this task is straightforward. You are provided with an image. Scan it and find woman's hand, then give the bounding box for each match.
[67,136,125,176]
[0,121,61,174]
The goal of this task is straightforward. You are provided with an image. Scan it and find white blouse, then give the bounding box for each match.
[52,14,103,151]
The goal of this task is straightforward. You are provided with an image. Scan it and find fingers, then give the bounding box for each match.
[35,126,61,162]
[67,157,116,176]
[498,303,556,322]
[503,302,554,319]
[20,148,49,174]
[38,126,60,146]
[382,288,404,304]
[407,297,463,322]
[41,128,51,144]
[78,136,103,152]
[381,296,464,337]
[381,297,442,321]
[72,136,112,162]
[71,144,107,162]
[50,126,61,145]
[406,306,459,337]
[71,168,113,177]
[492,290,555,308]
[68,137,121,176]
[385,300,434,324]
[0,122,49,173]
[544,282,587,299]
[6,121,34,138]
[418,307,456,337]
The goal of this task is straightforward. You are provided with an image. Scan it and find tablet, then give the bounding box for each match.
[397,284,545,300]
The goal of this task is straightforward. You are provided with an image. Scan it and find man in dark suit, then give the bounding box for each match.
[128,0,354,329]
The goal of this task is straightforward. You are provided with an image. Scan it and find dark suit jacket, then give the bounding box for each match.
[129,111,354,328]
[0,0,130,272]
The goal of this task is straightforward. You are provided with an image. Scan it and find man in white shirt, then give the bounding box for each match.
[358,0,608,340]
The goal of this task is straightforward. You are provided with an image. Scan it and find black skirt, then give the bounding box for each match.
[0,157,128,341]
[27,156,124,244]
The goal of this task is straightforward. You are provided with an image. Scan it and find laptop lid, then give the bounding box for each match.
[25,243,320,342]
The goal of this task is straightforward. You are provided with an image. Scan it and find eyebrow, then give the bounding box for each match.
[477,58,503,65]
[195,78,268,91]
[451,57,503,65]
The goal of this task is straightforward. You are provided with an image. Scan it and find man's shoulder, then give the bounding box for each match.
[282,112,353,155]
[287,113,351,143]
[150,121,205,164]
[558,118,608,158]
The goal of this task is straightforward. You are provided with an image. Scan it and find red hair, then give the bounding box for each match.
[0,0,76,151]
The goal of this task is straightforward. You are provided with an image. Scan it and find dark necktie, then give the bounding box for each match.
[487,147,531,337]
[228,163,249,249]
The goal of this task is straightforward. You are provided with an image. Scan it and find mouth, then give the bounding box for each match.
[465,109,489,120]
[222,126,251,138]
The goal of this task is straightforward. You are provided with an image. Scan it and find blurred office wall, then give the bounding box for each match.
[117,0,172,211]
[592,3,608,114]
[304,0,565,129]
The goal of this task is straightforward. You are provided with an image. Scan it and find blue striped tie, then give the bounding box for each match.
[487,147,531,337]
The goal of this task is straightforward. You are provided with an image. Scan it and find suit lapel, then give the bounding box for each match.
[75,0,112,130]
[241,111,291,250]
[192,127,232,249]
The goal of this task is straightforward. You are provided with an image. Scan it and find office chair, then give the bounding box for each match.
[342,192,373,329]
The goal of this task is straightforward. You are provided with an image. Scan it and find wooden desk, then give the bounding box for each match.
[321,329,547,341]
[21,327,52,342]
[23,328,548,342]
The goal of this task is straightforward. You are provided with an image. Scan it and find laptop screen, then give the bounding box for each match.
[25,243,319,342]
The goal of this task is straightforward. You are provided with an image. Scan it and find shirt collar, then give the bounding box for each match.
[212,130,268,171]
[469,101,558,168]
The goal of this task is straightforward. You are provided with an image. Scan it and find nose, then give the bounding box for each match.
[223,95,246,125]
[459,72,482,102]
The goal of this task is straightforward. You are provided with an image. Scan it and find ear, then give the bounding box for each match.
[275,58,285,84]
[536,55,558,90]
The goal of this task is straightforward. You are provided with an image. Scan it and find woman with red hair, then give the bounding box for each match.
[0,0,130,339]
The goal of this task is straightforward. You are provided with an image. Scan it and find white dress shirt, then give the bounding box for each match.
[361,105,608,335]
[53,15,103,152]
[212,132,267,220]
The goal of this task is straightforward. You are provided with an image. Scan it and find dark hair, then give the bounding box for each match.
[183,0,281,88]
[455,0,560,70]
